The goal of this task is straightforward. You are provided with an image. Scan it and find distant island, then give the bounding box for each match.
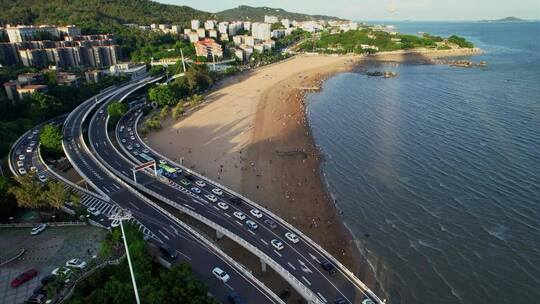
[480,16,525,22]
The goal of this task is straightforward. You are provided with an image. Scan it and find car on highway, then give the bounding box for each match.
[362,298,376,304]
[233,211,246,220]
[27,135,33,140]
[26,146,33,153]
[195,180,206,187]
[320,260,336,275]
[133,150,139,155]
[245,220,258,230]
[180,179,191,186]
[205,194,218,202]
[32,129,39,135]
[271,239,284,251]
[87,207,101,216]
[121,138,126,143]
[160,245,178,259]
[227,291,246,304]
[30,166,37,173]
[184,173,195,181]
[66,259,87,269]
[19,168,27,175]
[229,196,242,205]
[135,143,140,148]
[190,187,201,194]
[11,269,38,288]
[250,209,263,218]
[130,136,135,140]
[264,219,277,229]
[212,188,223,196]
[212,267,230,283]
[30,141,36,146]
[51,267,71,277]
[19,154,25,160]
[15,149,22,155]
[99,109,104,114]
[285,232,299,244]
[17,160,24,167]
[142,149,149,154]
[127,145,133,150]
[217,202,229,210]
[159,159,167,165]
[31,223,47,235]
[334,298,347,304]
[127,127,132,131]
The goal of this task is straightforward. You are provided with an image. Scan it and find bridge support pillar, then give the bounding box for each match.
[215,230,224,240]
[260,259,267,272]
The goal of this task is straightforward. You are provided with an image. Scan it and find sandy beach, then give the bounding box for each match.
[146,48,482,283]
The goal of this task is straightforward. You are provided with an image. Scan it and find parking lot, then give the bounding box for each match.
[0,225,107,304]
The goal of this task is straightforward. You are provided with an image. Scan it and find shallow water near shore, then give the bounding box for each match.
[306,22,540,304]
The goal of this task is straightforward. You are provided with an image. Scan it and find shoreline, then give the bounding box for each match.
[145,48,482,295]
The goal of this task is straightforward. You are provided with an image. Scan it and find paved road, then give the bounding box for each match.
[90,91,381,303]
[60,78,282,304]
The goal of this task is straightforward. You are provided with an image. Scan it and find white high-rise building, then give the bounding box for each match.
[243,21,252,32]
[281,19,291,28]
[204,20,215,30]
[191,20,200,30]
[251,23,271,41]
[264,15,279,24]
[197,28,206,38]
[218,22,229,34]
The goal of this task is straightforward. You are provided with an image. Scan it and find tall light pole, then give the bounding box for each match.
[111,210,141,304]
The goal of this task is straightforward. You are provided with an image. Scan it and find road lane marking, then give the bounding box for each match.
[224,213,231,218]
[298,259,312,274]
[224,283,234,291]
[235,221,243,226]
[317,292,328,303]
[248,230,256,236]
[174,249,192,261]
[309,253,321,263]
[287,262,297,270]
[183,204,195,210]
[302,276,311,286]
[260,238,268,245]
[273,250,282,257]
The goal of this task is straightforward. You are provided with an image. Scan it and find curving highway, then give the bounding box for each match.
[22,77,283,304]
[8,74,383,304]
[88,81,382,304]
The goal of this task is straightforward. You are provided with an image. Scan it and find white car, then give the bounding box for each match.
[245,220,258,230]
[110,220,120,228]
[66,259,87,269]
[205,194,218,202]
[127,145,133,150]
[17,160,24,167]
[127,127,132,131]
[362,299,376,304]
[29,141,36,146]
[142,149,149,154]
[99,109,104,114]
[233,211,246,220]
[130,136,135,140]
[250,209,263,218]
[212,188,223,196]
[51,267,71,277]
[217,202,229,210]
[32,129,39,135]
[30,166,37,172]
[212,267,230,283]
[121,138,127,143]
[30,223,47,235]
[285,232,300,244]
[271,239,284,251]
[195,180,206,188]
[26,147,33,153]
[87,207,101,216]
[38,174,48,183]
[135,143,140,148]
[18,168,27,175]
[18,154,25,160]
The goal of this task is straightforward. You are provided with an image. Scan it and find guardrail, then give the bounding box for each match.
[101,100,320,303]
[81,80,286,304]
[132,106,384,302]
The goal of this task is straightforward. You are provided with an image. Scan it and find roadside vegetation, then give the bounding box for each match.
[297,28,474,54]
[65,223,218,304]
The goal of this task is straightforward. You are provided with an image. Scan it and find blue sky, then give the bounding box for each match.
[159,0,540,21]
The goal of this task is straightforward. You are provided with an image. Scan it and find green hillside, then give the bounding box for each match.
[0,0,213,29]
[216,5,342,22]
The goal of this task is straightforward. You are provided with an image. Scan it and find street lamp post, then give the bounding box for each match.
[111,210,141,304]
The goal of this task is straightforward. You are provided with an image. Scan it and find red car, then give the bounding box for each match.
[11,269,38,288]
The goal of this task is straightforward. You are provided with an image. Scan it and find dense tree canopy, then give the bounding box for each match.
[40,124,63,156]
[107,101,128,119]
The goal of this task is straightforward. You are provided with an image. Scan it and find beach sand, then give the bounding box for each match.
[146,49,482,289]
